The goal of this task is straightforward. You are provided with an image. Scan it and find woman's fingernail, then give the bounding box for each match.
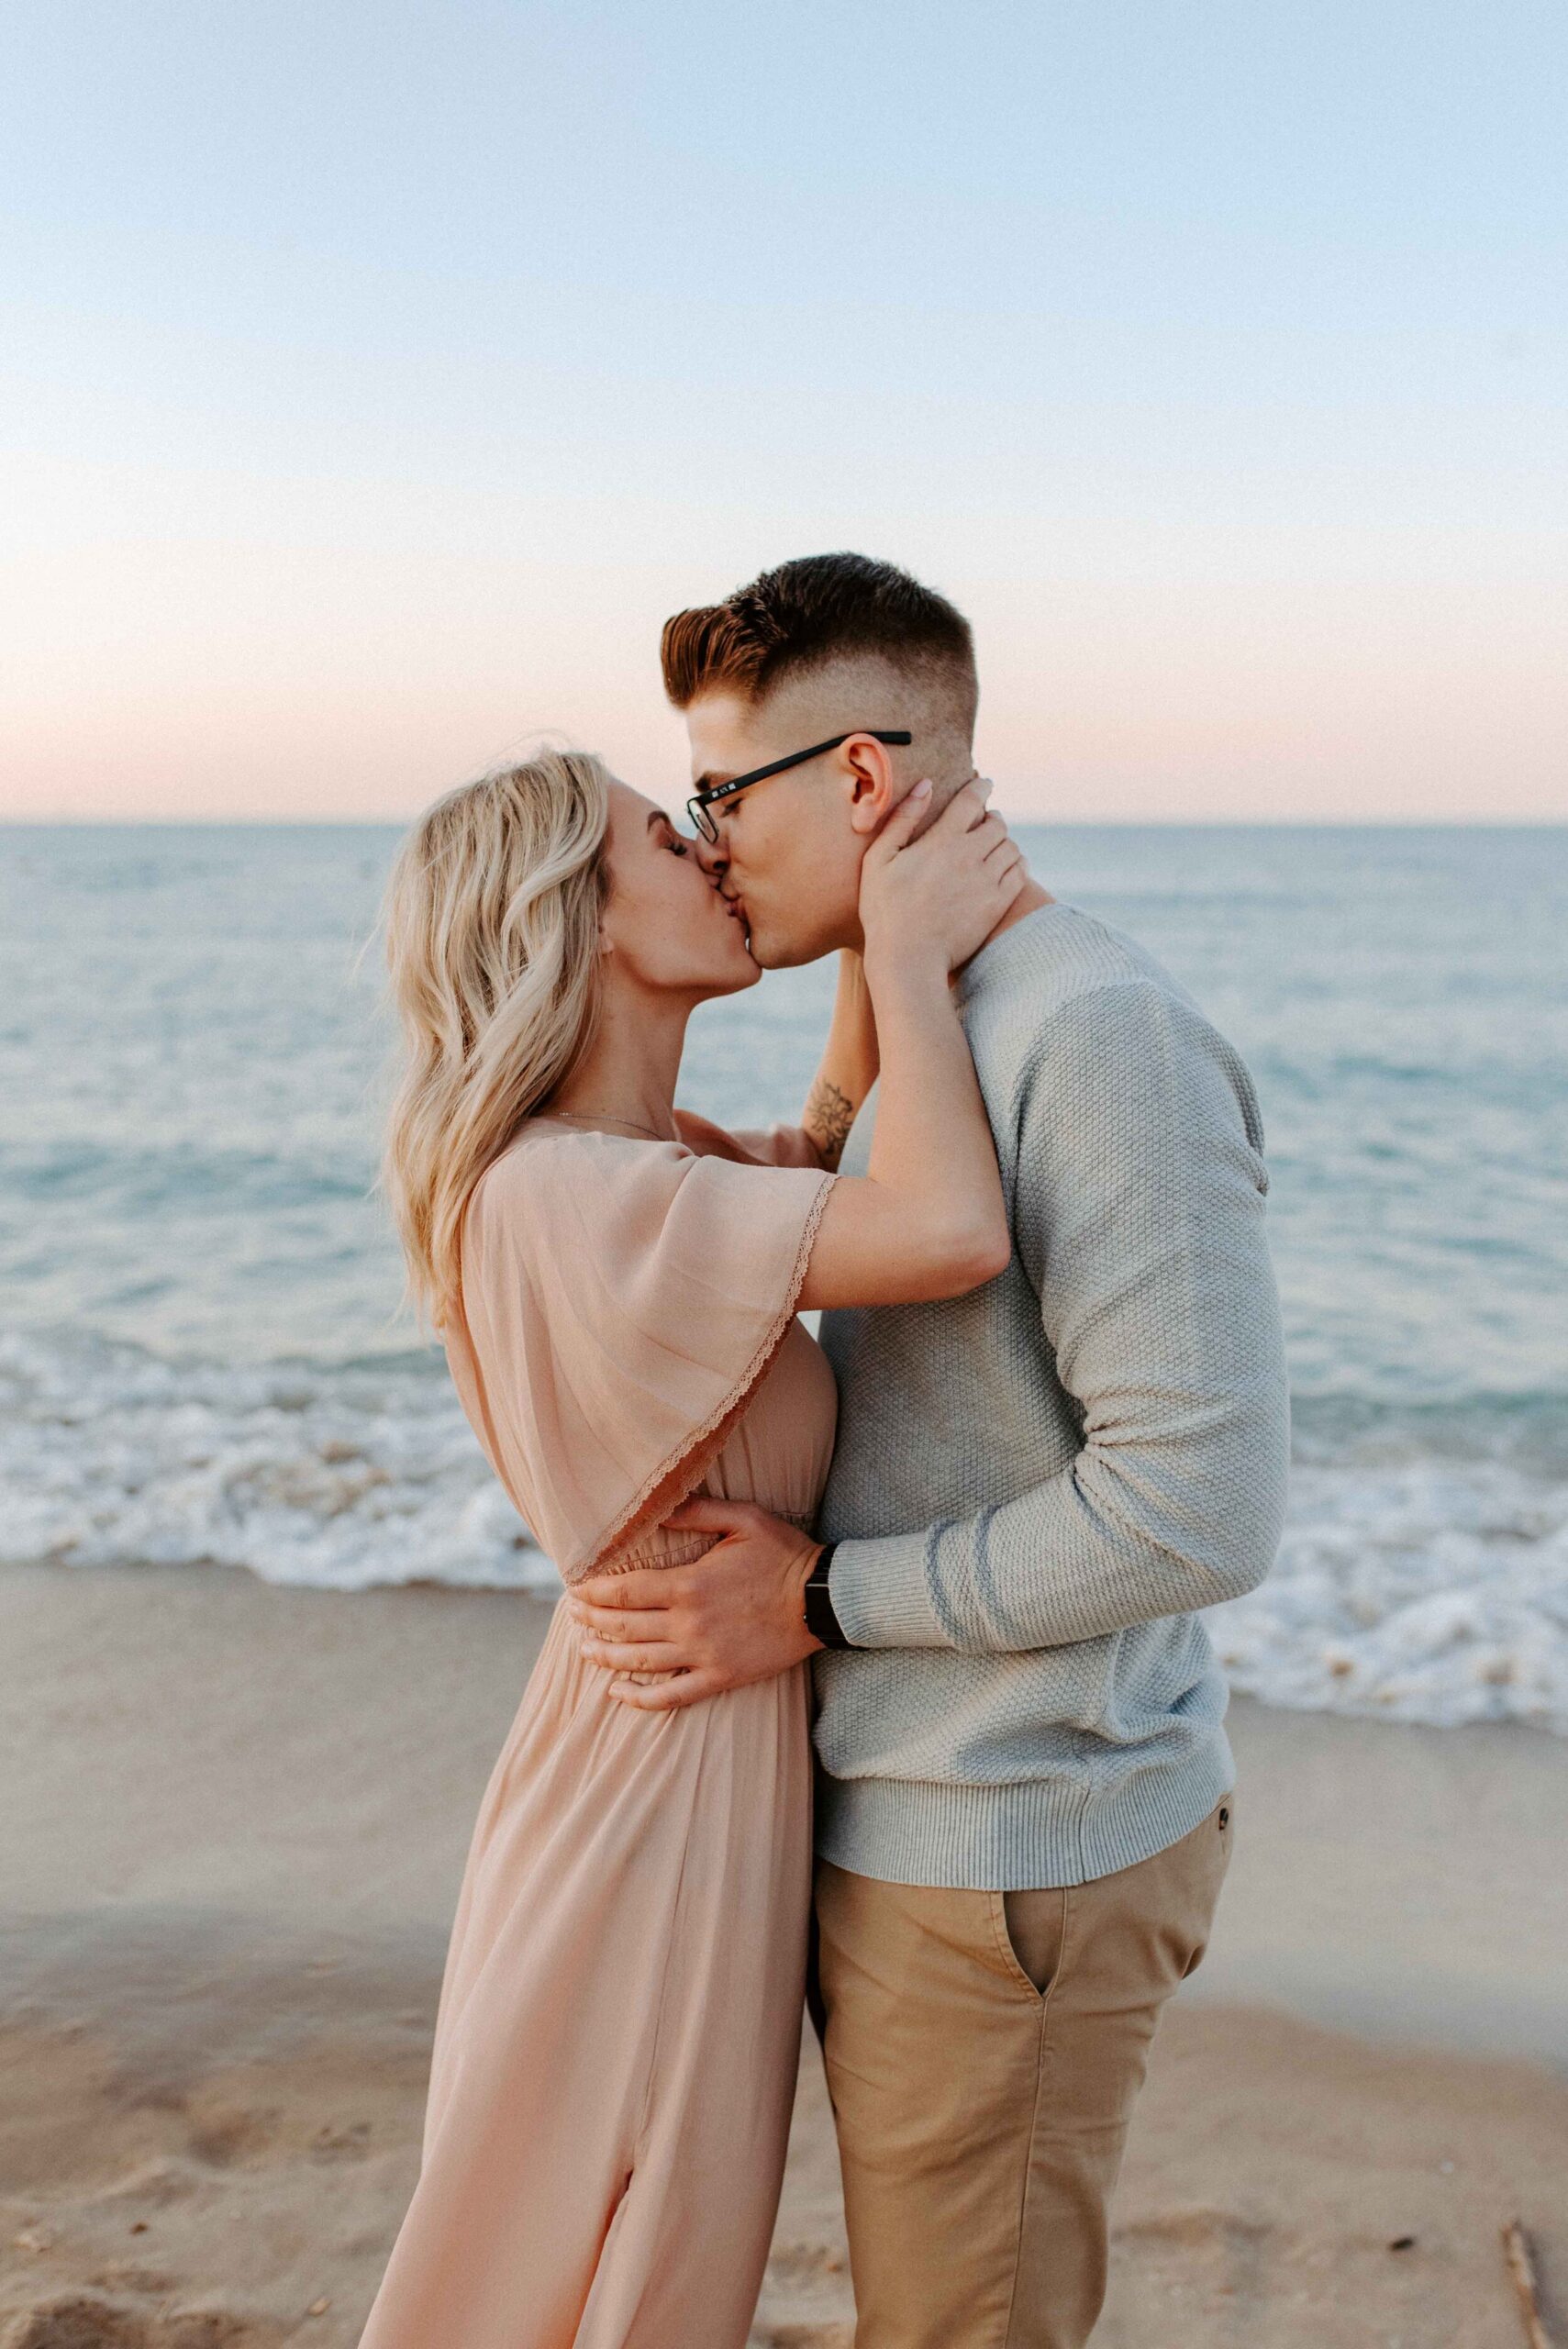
[912,777,933,798]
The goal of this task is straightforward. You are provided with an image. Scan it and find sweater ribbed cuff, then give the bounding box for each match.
[827,1529,951,1649]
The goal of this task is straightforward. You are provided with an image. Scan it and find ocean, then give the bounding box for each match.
[3,822,1565,1732]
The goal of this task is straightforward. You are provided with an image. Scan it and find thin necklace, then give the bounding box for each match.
[550,1109,674,1142]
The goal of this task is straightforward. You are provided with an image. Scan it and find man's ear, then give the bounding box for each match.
[840,735,902,837]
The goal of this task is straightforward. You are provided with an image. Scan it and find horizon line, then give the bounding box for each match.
[4,815,1565,834]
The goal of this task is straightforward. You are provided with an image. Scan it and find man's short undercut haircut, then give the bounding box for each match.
[661,552,977,732]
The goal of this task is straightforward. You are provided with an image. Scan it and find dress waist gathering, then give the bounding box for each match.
[568,1510,814,1586]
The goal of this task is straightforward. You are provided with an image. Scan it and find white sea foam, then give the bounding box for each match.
[5,1329,1567,1733]
[0,1329,556,1595]
[1213,1445,1568,1732]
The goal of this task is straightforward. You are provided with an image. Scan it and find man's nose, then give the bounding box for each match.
[694,829,728,884]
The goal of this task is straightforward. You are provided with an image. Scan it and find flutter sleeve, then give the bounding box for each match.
[447,1129,835,1583]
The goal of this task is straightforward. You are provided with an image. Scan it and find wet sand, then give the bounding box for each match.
[3,1560,1564,2347]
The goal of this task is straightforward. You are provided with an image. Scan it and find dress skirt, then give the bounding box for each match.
[358,1597,815,2349]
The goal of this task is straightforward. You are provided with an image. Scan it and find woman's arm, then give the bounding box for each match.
[794,774,984,1166]
[796,781,1026,1310]
[722,774,985,1172]
[800,952,878,1170]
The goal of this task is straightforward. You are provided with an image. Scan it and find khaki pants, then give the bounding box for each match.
[815,1798,1234,2349]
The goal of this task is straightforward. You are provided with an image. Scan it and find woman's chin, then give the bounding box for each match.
[705,941,762,996]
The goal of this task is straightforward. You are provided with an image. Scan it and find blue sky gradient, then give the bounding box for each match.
[4,2,1564,818]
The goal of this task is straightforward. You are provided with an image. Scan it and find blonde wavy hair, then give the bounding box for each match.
[380,750,612,1330]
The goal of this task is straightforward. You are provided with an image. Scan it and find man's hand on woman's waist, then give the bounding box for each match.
[568,1499,828,1711]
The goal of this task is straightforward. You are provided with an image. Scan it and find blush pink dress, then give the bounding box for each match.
[359,1113,838,2349]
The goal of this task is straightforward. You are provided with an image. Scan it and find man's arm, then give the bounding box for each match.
[829,980,1291,1653]
[569,979,1289,1705]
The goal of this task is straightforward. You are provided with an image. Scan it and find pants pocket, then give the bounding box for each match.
[995,1884,1067,1998]
[1179,1796,1236,1979]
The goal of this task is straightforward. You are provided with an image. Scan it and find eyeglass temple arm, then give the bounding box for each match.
[693,729,913,811]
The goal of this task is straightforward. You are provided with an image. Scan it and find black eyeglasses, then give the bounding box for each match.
[686,730,912,844]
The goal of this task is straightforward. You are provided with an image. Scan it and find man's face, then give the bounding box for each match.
[683,693,880,969]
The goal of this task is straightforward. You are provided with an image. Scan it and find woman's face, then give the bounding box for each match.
[598,779,761,1001]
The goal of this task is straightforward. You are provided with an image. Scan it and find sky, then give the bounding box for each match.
[3,1,1565,824]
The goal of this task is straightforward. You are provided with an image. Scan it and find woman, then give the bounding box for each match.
[361,748,1024,2348]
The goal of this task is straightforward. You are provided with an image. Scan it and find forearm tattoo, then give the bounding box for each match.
[806,1078,856,1171]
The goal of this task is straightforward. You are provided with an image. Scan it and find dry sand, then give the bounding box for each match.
[2,1560,1564,2347]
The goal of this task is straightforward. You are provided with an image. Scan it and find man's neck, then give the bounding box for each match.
[839,863,1052,966]
[895,762,1054,965]
[960,872,1053,974]
[985,872,1053,945]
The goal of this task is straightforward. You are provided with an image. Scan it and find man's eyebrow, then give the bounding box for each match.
[692,771,734,795]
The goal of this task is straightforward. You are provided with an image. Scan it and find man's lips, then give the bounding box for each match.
[720,892,754,952]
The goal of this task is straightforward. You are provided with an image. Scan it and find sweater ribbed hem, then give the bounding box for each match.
[813,1732,1235,1892]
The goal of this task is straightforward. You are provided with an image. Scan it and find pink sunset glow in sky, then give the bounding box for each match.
[4,3,1564,825]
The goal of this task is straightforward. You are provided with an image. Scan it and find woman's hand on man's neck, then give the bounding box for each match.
[900,765,1053,965]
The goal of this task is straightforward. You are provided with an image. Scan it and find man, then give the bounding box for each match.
[569,553,1290,2348]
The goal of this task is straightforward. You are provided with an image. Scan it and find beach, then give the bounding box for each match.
[4,824,1565,2341]
[4,1561,1564,2349]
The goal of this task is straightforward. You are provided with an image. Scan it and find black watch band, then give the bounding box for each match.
[803,1542,852,1649]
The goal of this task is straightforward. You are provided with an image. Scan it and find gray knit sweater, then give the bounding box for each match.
[814,902,1290,1892]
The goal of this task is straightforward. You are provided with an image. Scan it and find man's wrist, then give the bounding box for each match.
[802,1542,852,1650]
